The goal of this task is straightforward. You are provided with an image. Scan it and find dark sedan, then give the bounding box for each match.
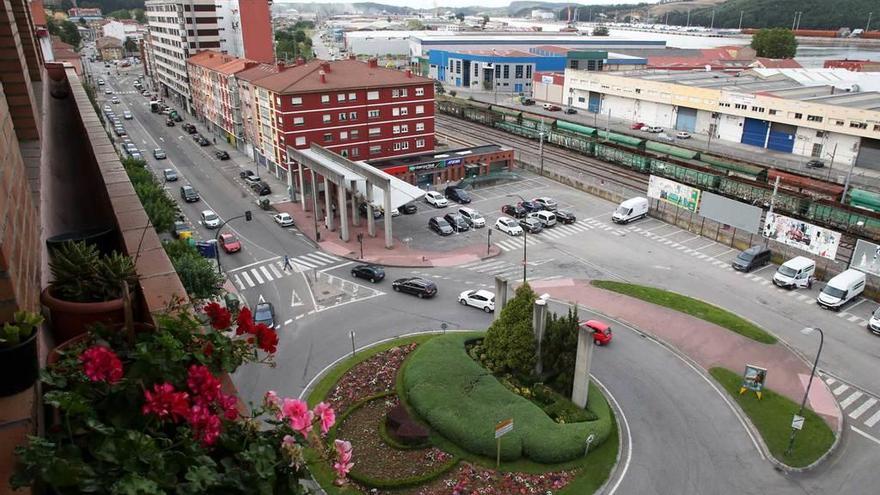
[392,277,437,298]
[253,302,275,328]
[215,150,230,160]
[501,204,527,218]
[519,201,544,213]
[398,202,418,214]
[555,210,577,224]
[429,217,454,236]
[351,264,385,283]
[193,134,210,146]
[443,213,470,232]
[182,123,197,134]
[519,217,544,234]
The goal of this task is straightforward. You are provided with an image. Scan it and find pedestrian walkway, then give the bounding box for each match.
[494,218,628,252]
[229,251,341,290]
[824,374,880,433]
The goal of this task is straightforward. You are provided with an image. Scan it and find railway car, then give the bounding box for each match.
[767,169,844,202]
[848,189,880,213]
[701,155,768,182]
[557,120,598,136]
[649,159,722,190]
[599,131,645,148]
[808,200,880,233]
[645,142,701,161]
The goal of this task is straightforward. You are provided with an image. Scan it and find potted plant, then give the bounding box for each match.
[11,303,351,493]
[40,241,137,344]
[0,310,44,397]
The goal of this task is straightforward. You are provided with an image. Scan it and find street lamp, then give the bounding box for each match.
[213,211,253,274]
[507,194,528,284]
[785,326,824,457]
[538,118,546,177]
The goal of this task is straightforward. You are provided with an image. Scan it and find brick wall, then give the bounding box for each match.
[0,0,40,140]
[0,80,41,322]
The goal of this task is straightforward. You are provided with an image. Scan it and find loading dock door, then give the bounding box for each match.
[741,118,769,148]
[588,92,601,113]
[855,138,880,171]
[767,122,797,153]
[675,107,697,132]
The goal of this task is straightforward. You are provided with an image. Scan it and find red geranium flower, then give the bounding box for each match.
[203,302,231,330]
[218,392,239,420]
[187,364,221,404]
[142,383,190,422]
[187,404,222,446]
[255,324,278,354]
[79,346,124,384]
[236,307,254,335]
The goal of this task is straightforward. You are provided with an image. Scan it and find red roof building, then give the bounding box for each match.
[823,59,880,72]
[235,62,281,164]
[751,57,803,69]
[251,57,435,172]
[646,45,759,71]
[186,50,258,147]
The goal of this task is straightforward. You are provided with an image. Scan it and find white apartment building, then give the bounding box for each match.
[144,0,221,112]
[101,19,145,42]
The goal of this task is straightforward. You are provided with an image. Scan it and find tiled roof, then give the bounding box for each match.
[30,0,47,26]
[187,50,255,75]
[754,57,803,69]
[253,58,430,94]
[96,36,122,48]
[236,63,280,82]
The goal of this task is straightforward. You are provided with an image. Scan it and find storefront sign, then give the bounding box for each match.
[409,158,463,172]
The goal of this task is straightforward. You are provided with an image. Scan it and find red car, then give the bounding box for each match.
[630,122,645,130]
[218,233,241,254]
[582,320,613,346]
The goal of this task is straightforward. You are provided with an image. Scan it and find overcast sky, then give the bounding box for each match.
[278,0,657,9]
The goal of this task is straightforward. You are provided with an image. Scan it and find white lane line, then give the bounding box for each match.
[692,241,717,251]
[309,251,340,262]
[833,384,850,395]
[847,298,869,312]
[864,408,880,427]
[849,398,878,420]
[284,318,294,326]
[852,426,880,447]
[259,265,273,281]
[319,261,354,273]
[269,264,283,278]
[250,268,265,285]
[750,264,775,274]
[293,257,317,268]
[840,391,864,409]
[227,256,281,273]
[848,315,862,322]
[241,271,255,288]
[824,377,836,386]
[496,243,513,252]
[715,248,735,258]
[234,275,245,290]
[300,253,333,265]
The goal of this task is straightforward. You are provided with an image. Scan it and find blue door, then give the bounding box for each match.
[767,123,796,153]
[675,107,697,132]
[514,83,523,93]
[741,118,769,148]
[588,92,601,113]
[455,78,461,87]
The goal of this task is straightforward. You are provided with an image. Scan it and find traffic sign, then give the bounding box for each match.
[791,414,805,431]
[495,418,513,439]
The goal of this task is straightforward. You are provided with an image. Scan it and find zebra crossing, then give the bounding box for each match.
[230,251,341,289]
[494,218,618,252]
[825,374,880,432]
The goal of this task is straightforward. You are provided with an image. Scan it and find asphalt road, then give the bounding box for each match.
[91,59,880,493]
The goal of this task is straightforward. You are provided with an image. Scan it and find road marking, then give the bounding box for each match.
[825,377,836,386]
[833,384,850,395]
[250,269,265,284]
[234,274,245,290]
[284,319,293,326]
[750,264,775,274]
[852,426,880,447]
[848,315,862,322]
[319,261,354,273]
[308,251,340,262]
[300,253,334,265]
[864,408,880,427]
[269,264,283,278]
[228,256,281,273]
[241,271,255,287]
[692,241,716,251]
[840,391,864,409]
[849,398,878,419]
[293,257,317,268]
[259,265,273,281]
[847,298,869,312]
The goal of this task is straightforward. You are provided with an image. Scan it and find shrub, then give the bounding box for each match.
[163,240,223,299]
[403,334,611,463]
[122,157,178,233]
[541,307,580,396]
[483,283,537,375]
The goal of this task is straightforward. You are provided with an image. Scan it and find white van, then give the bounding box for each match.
[817,269,866,310]
[528,210,557,228]
[612,197,649,224]
[772,256,815,289]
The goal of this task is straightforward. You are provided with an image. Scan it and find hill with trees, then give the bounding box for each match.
[657,0,876,30]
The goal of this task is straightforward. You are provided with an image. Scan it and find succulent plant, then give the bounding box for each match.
[0,310,43,348]
[49,241,137,302]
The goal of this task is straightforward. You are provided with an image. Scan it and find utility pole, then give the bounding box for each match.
[538,118,545,176]
[686,9,691,27]
[738,11,744,31]
[710,10,715,30]
[764,176,780,247]
[867,12,874,33]
[796,12,803,31]
[842,159,858,199]
[792,12,798,30]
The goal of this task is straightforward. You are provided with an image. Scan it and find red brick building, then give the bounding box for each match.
[823,59,880,72]
[250,58,435,179]
[187,50,256,147]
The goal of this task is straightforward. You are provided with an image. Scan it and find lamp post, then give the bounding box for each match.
[538,118,546,176]
[507,194,528,284]
[213,211,253,274]
[785,327,824,457]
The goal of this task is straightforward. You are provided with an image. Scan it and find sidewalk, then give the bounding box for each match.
[273,201,502,268]
[526,277,842,432]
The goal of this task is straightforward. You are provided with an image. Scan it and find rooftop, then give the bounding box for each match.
[367,144,507,168]
[235,62,280,83]
[187,50,255,75]
[253,58,430,94]
[96,36,122,49]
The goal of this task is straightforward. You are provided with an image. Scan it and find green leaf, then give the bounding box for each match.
[182,464,220,492]
[110,473,163,495]
[238,443,279,479]
[44,390,93,415]
[86,417,115,435]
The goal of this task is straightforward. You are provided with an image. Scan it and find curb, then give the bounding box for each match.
[323,244,503,269]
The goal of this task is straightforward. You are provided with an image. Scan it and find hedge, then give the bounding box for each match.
[402,334,612,464]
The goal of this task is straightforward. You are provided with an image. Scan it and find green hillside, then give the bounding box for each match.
[661,0,876,30]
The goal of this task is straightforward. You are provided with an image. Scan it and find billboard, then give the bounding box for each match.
[739,364,767,399]
[851,239,880,277]
[698,191,762,234]
[647,175,701,213]
[762,213,841,260]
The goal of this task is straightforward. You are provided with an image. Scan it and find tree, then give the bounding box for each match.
[162,240,224,299]
[592,25,609,36]
[123,37,137,55]
[59,20,82,47]
[455,12,465,22]
[406,19,426,30]
[483,282,537,376]
[294,30,306,43]
[107,9,132,20]
[541,307,580,396]
[481,15,489,26]
[133,8,146,24]
[750,28,797,59]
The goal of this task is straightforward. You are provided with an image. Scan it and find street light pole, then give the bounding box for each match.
[213,211,253,274]
[785,327,824,457]
[508,194,528,284]
[539,118,545,176]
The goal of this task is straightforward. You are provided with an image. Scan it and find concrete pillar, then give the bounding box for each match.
[351,180,360,227]
[287,162,295,201]
[298,162,306,209]
[571,322,595,409]
[533,298,548,375]
[338,179,350,242]
[494,276,508,321]
[383,180,393,249]
[323,177,334,231]
[366,180,376,237]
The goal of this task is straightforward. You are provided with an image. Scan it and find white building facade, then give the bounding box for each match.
[101,20,145,42]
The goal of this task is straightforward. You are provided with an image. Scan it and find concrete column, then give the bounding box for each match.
[494,276,508,321]
[323,177,334,231]
[286,162,294,201]
[383,180,393,249]
[350,180,360,227]
[338,180,350,242]
[571,322,595,409]
[298,162,306,209]
[532,298,548,375]
[366,180,376,237]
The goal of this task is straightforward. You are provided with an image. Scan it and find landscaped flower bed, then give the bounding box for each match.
[326,342,418,414]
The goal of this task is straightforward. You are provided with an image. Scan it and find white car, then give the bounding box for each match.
[425,191,448,208]
[123,111,133,120]
[533,197,557,211]
[458,207,485,228]
[645,126,663,133]
[274,212,294,227]
[459,289,495,313]
[200,210,221,229]
[495,217,523,236]
[676,131,691,139]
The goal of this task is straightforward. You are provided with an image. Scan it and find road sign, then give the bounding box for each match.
[495,418,513,439]
[791,415,805,431]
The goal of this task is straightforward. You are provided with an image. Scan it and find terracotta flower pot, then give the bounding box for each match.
[40,287,126,345]
[0,330,38,397]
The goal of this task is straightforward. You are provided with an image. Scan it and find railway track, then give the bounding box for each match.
[437,114,648,193]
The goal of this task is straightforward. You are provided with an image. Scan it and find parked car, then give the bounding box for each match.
[806,159,825,169]
[444,186,471,204]
[527,210,557,228]
[428,217,454,236]
[180,185,200,202]
[645,126,663,133]
[104,88,113,95]
[162,168,178,181]
[391,277,437,298]
[675,131,691,139]
[252,181,271,196]
[111,97,120,104]
[521,97,535,105]
[398,202,418,214]
[153,148,166,159]
[564,107,577,114]
[351,264,385,283]
[583,320,613,345]
[532,197,557,211]
[731,245,771,272]
[102,104,111,113]
[458,207,485,228]
[518,200,543,213]
[657,132,675,142]
[194,134,210,146]
[215,150,230,160]
[165,119,175,127]
[172,221,193,239]
[182,123,197,134]
[273,213,294,227]
[555,210,577,224]
[868,307,880,335]
[459,289,495,312]
[501,204,527,218]
[130,151,143,161]
[218,233,241,253]
[97,79,105,86]
[240,170,260,183]
[114,126,126,137]
[200,210,221,229]
[123,111,133,120]
[253,302,275,328]
[543,104,561,111]
[495,217,523,236]
[359,202,383,219]
[425,191,448,208]
[519,217,544,234]
[443,212,470,232]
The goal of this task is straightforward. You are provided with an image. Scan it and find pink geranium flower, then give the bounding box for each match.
[333,439,354,480]
[282,398,313,436]
[312,402,336,435]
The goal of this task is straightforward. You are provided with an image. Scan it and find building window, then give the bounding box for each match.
[415,87,424,96]
[515,65,523,78]
[401,88,408,97]
[275,96,281,105]
[369,127,381,136]
[295,136,306,146]
[351,130,359,139]
[349,111,357,119]
[339,112,347,121]
[392,89,400,98]
[340,149,348,157]
[321,94,330,103]
[526,65,532,79]
[368,109,380,118]
[807,115,823,122]
[392,107,400,116]
[351,148,359,157]
[416,138,425,148]
[734,103,747,110]
[850,121,868,129]
[401,124,409,133]
[835,120,845,126]
[495,65,501,78]
[874,124,880,132]
[323,133,333,142]
[400,107,408,116]
[750,106,765,112]
[337,93,345,102]
[392,125,400,134]
[794,113,803,119]
[370,145,381,155]
[393,142,401,151]
[348,92,356,100]
[415,105,424,114]
[291,96,302,105]
[340,131,348,140]
[293,117,304,126]
[768,109,778,115]
[367,90,379,100]
[455,60,461,74]
[277,116,283,124]
[323,114,331,123]
[416,122,425,132]
[503,65,509,78]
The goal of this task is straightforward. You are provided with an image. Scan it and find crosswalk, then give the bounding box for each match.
[494,218,624,252]
[826,375,880,430]
[457,258,567,284]
[230,251,341,289]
